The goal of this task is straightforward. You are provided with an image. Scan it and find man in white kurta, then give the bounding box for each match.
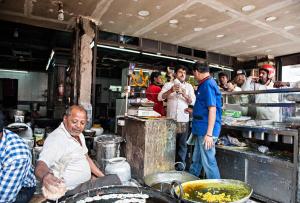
[38,122,91,190]
[158,65,195,170]
[35,105,120,200]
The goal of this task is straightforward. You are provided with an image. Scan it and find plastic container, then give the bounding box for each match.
[105,157,131,183]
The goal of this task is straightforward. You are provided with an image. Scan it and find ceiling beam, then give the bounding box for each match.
[91,0,115,23]
[24,0,33,17]
[0,10,71,31]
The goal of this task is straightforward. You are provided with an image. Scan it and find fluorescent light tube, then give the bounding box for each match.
[46,49,55,70]
[0,69,28,73]
[142,52,177,60]
[178,58,196,64]
[209,64,234,71]
[97,44,140,54]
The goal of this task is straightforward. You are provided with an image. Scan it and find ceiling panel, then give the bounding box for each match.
[100,0,186,35]
[215,33,291,57]
[141,2,231,43]
[183,21,267,50]
[218,0,283,15]
[0,0,300,60]
[265,42,300,57]
[257,3,300,28]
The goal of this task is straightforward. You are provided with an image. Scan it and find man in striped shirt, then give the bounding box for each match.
[0,112,36,203]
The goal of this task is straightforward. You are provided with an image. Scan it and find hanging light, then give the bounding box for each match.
[13,28,19,38]
[57,2,64,21]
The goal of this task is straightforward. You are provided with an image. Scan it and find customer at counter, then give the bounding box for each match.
[0,112,36,203]
[158,65,195,171]
[146,71,166,116]
[218,72,229,91]
[35,105,120,200]
[253,64,280,121]
[187,62,221,179]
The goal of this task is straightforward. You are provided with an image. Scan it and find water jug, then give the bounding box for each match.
[105,157,131,183]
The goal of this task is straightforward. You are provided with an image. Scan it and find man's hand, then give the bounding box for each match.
[173,84,180,93]
[204,135,214,150]
[273,81,289,88]
[184,107,193,114]
[42,172,63,192]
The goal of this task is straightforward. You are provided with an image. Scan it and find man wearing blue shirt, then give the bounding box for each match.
[0,112,36,203]
[188,62,222,179]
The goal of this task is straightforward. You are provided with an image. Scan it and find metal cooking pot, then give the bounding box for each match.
[171,179,253,203]
[144,171,199,193]
[144,162,199,193]
[61,185,178,203]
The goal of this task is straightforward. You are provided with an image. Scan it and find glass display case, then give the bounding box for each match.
[218,88,300,203]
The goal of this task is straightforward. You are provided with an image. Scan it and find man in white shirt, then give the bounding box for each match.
[158,65,196,170]
[35,105,120,199]
[253,64,280,121]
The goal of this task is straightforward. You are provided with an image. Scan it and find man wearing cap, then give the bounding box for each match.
[233,69,254,116]
[253,64,280,121]
[234,69,253,91]
[187,62,222,179]
[218,72,229,91]
[0,112,36,203]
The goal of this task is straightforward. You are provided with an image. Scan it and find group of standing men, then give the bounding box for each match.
[218,64,281,121]
[147,62,222,179]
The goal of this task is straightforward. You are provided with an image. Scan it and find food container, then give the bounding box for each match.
[33,146,43,166]
[268,133,279,142]
[83,129,96,137]
[282,135,293,144]
[144,170,199,194]
[254,132,265,140]
[34,128,45,146]
[105,157,131,183]
[172,179,252,203]
[95,134,124,170]
[14,115,24,123]
[242,131,252,138]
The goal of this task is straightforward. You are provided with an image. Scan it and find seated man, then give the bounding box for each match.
[35,105,120,199]
[0,112,36,203]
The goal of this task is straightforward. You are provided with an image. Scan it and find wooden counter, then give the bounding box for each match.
[125,116,176,182]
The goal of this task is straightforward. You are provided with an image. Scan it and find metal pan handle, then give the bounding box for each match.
[174,162,186,171]
[170,180,183,201]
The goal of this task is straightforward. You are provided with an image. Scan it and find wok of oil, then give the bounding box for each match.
[77,197,171,203]
[180,183,251,203]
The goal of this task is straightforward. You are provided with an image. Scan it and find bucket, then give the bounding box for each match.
[95,134,124,170]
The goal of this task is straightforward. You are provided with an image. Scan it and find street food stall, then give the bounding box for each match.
[219,88,300,202]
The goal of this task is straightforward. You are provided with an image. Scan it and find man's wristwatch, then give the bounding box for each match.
[206,134,213,137]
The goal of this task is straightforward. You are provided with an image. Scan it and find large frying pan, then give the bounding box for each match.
[60,185,178,203]
[172,179,253,203]
[144,170,199,193]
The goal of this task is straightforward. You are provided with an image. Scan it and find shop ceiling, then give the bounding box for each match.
[1,0,300,61]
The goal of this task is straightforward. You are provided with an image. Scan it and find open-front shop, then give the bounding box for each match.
[1,1,300,203]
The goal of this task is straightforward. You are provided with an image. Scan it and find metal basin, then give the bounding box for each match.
[172,179,252,203]
[144,170,199,193]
